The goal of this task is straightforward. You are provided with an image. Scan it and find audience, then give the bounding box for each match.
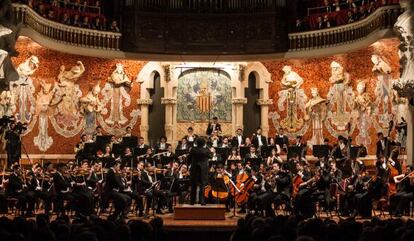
[294,0,397,32]
[0,215,169,241]
[231,214,414,241]
[12,0,119,32]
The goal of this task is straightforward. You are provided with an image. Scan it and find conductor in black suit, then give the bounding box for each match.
[189,137,211,205]
[206,117,222,136]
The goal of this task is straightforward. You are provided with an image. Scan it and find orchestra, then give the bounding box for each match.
[0,119,410,221]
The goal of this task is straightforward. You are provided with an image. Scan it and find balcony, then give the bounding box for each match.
[12,2,403,60]
[13,3,121,51]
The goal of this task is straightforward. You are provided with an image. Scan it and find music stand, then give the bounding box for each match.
[244,158,262,168]
[122,136,138,149]
[161,156,174,166]
[112,143,125,158]
[100,157,115,168]
[135,147,148,157]
[312,145,330,158]
[261,145,273,159]
[175,149,188,157]
[84,142,97,157]
[239,147,249,159]
[96,135,112,149]
[216,148,230,161]
[288,146,303,159]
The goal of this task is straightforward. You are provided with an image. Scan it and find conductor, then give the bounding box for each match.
[189,137,210,205]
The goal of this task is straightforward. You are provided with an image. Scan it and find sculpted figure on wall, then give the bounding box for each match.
[0,0,21,89]
[102,63,131,126]
[50,61,85,128]
[325,61,354,133]
[34,81,53,152]
[0,90,14,117]
[80,83,103,134]
[304,88,327,146]
[372,55,395,128]
[10,55,39,123]
[393,7,414,99]
[352,81,373,147]
[277,66,308,133]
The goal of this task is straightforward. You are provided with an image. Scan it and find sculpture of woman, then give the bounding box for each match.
[352,81,373,147]
[326,61,353,131]
[50,61,85,127]
[10,55,39,123]
[304,88,327,146]
[34,81,54,152]
[102,63,131,125]
[278,66,307,132]
[80,83,103,134]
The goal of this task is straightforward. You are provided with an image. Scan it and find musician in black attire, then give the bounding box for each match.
[252,127,267,148]
[206,117,222,136]
[5,122,21,167]
[140,162,167,214]
[275,128,289,152]
[189,137,210,205]
[7,165,35,216]
[71,168,95,217]
[27,165,52,215]
[247,166,265,214]
[103,161,131,220]
[390,166,414,217]
[376,132,391,158]
[53,164,75,216]
[272,163,293,213]
[120,167,144,217]
[231,128,245,147]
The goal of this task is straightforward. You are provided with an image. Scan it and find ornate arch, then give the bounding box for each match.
[136,62,167,143]
[242,62,273,136]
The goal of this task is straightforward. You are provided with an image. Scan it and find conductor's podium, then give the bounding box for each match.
[174,204,226,220]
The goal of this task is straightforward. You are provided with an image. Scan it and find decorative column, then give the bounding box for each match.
[257,99,274,137]
[137,99,153,144]
[393,0,414,164]
[161,97,177,146]
[232,98,248,135]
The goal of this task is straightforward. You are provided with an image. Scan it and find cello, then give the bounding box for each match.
[385,120,399,196]
[234,173,255,206]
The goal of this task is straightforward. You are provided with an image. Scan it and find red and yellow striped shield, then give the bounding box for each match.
[196,93,211,113]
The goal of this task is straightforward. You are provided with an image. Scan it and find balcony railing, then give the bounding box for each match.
[288,5,402,51]
[13,3,121,50]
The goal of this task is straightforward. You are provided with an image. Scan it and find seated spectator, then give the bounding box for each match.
[332,0,343,11]
[352,6,361,20]
[93,1,101,14]
[358,6,367,19]
[345,0,358,9]
[61,13,71,25]
[347,11,355,23]
[47,10,56,20]
[36,4,47,18]
[322,15,332,28]
[51,0,58,7]
[72,14,82,27]
[323,0,332,13]
[91,17,104,31]
[316,16,324,29]
[81,16,91,29]
[367,2,377,14]
[109,20,120,32]
[295,18,304,32]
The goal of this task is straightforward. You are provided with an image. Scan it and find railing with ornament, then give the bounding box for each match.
[288,5,402,52]
[13,3,121,51]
